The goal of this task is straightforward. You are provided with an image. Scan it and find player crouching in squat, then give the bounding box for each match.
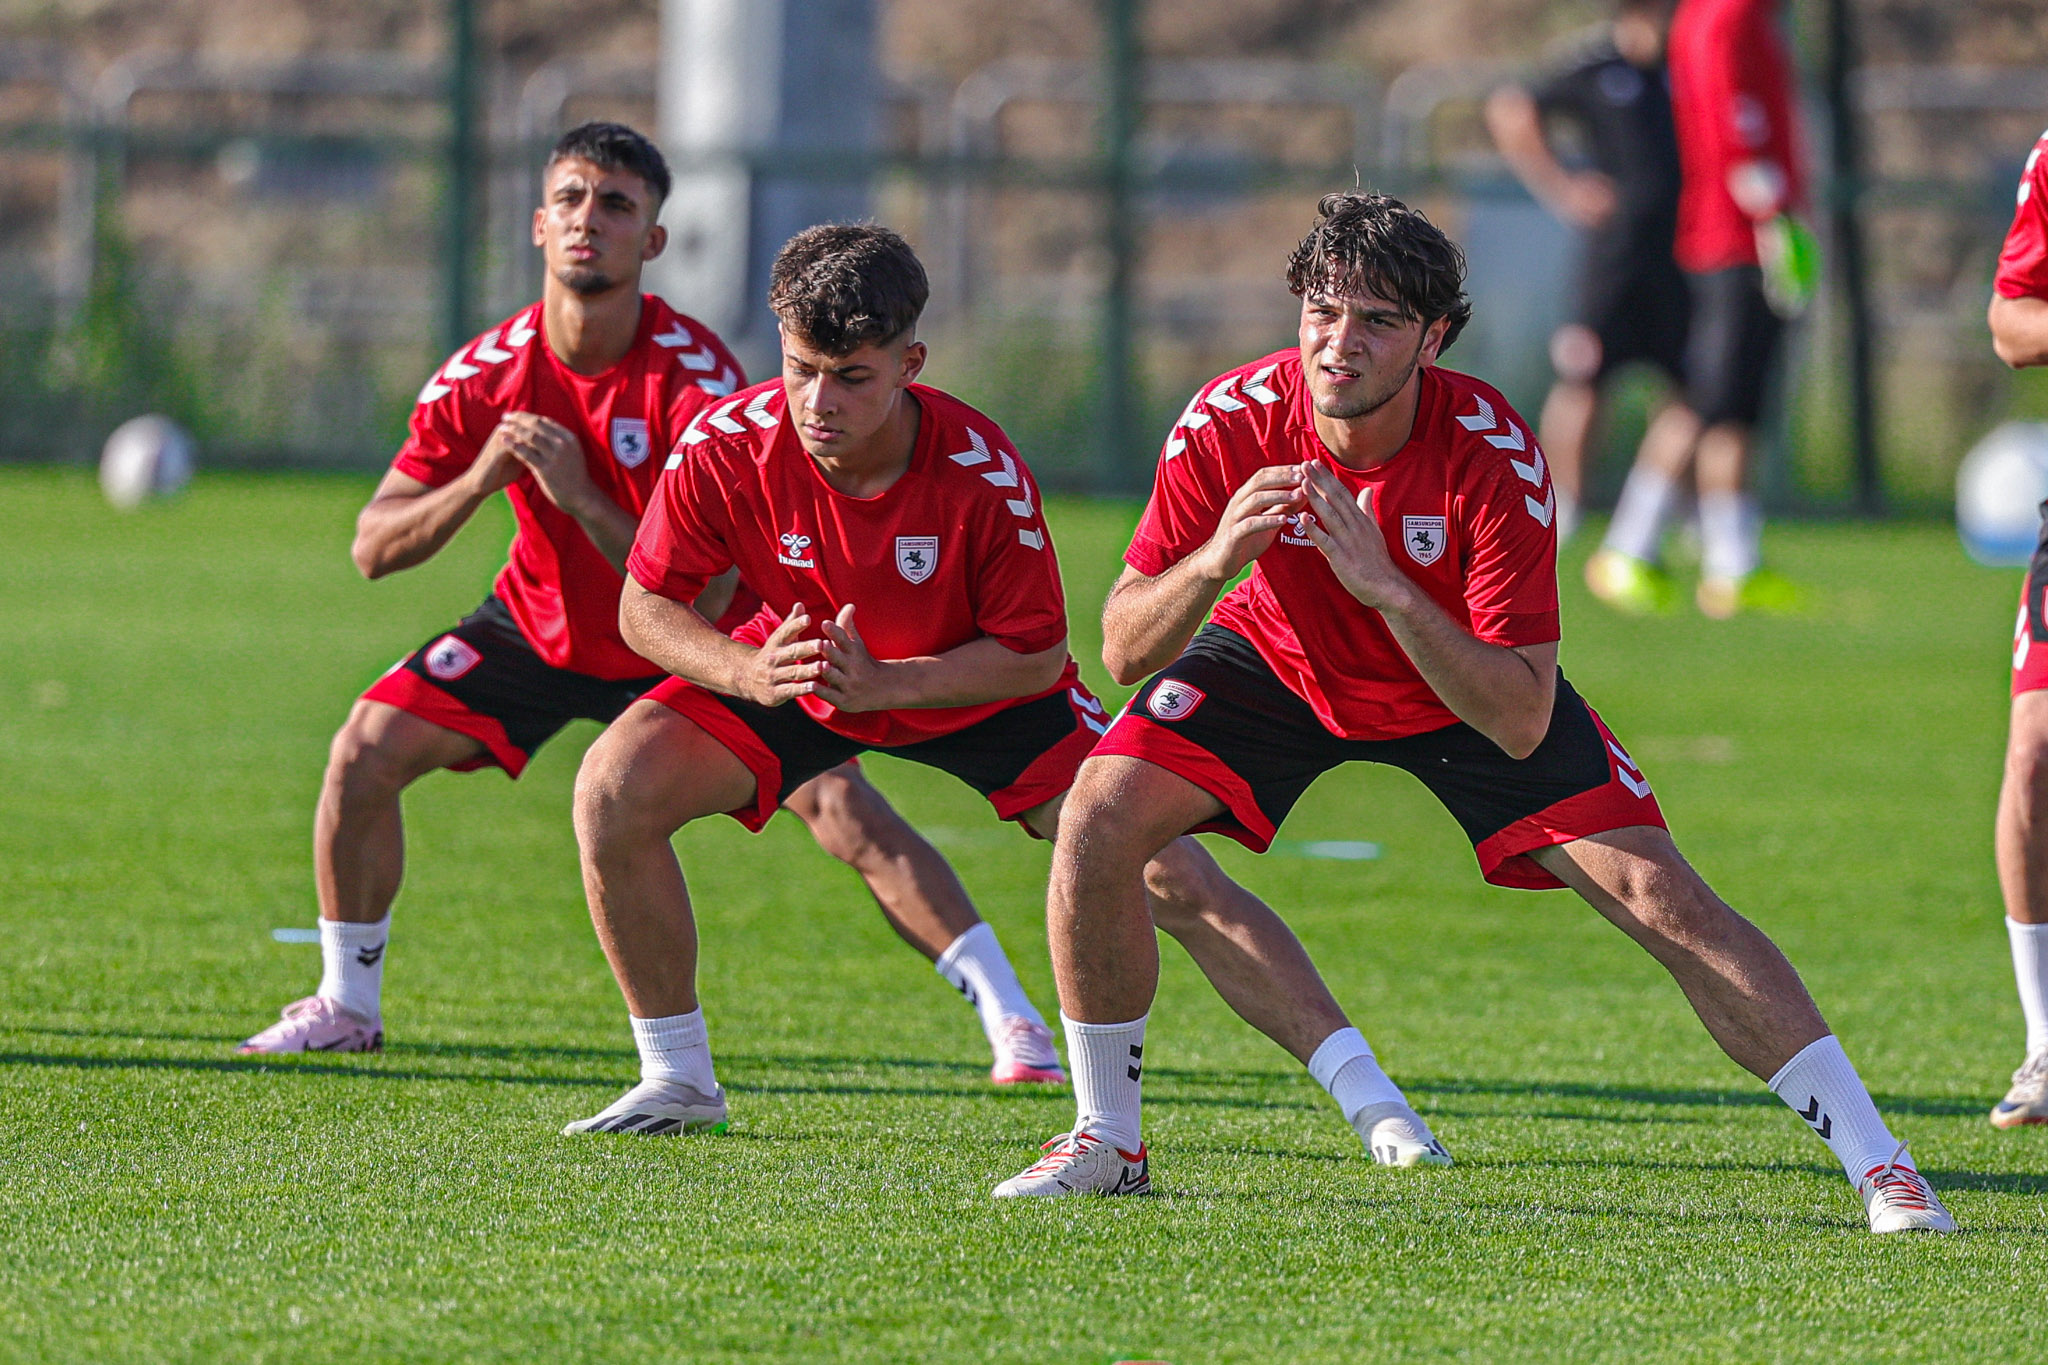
[563,224,1447,1158]
[237,123,1059,1086]
[996,192,1952,1235]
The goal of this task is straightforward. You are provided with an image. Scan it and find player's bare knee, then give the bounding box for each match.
[324,712,417,807]
[571,732,642,849]
[1141,842,1222,931]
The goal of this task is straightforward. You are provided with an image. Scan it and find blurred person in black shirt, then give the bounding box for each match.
[1487,0,1700,608]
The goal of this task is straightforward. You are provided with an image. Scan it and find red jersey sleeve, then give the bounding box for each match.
[626,448,736,605]
[1458,451,1561,647]
[1125,418,1234,577]
[391,370,500,488]
[966,459,1070,654]
[1996,134,2048,301]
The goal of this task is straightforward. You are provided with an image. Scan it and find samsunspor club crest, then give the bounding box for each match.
[895,536,939,584]
[1402,515,1447,566]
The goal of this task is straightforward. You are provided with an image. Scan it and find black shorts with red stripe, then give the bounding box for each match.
[1094,625,1665,890]
[2013,513,2048,697]
[362,595,661,778]
[644,673,1111,834]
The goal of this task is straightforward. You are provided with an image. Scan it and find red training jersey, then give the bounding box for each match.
[629,379,1073,746]
[1126,351,1560,742]
[393,296,744,680]
[1668,0,1807,272]
[1995,129,2048,300]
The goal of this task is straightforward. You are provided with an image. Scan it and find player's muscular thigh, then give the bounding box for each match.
[574,700,758,835]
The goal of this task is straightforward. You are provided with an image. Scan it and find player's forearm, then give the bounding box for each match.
[1485,89,1572,210]
[869,637,1068,710]
[1376,587,1556,759]
[1102,563,1229,687]
[352,480,490,579]
[619,583,755,693]
[1991,294,2048,369]
[560,492,640,575]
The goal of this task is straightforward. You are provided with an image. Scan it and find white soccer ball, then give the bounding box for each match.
[1958,421,2048,566]
[99,414,195,511]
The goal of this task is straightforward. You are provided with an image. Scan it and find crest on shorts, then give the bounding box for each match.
[424,635,482,682]
[1146,680,1207,722]
[1402,515,1447,566]
[610,418,651,468]
[895,536,939,584]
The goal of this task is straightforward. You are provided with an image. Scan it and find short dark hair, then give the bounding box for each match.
[545,121,671,210]
[1285,192,1473,354]
[768,223,930,356]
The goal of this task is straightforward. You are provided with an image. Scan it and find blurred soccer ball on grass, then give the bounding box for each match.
[99,414,195,511]
[1958,421,2048,566]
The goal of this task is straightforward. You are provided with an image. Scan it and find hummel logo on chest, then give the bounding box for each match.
[777,532,815,569]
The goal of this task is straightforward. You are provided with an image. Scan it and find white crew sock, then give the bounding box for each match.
[316,914,389,1020]
[631,1009,717,1093]
[935,922,1046,1044]
[1699,490,1762,581]
[1064,1012,1147,1152]
[1306,1027,1408,1124]
[1603,465,1679,564]
[1767,1035,1907,1183]
[2008,918,2048,1056]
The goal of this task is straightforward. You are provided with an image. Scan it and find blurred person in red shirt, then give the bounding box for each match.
[1584,0,1817,618]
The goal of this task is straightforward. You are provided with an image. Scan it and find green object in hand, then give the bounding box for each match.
[1757,213,1819,318]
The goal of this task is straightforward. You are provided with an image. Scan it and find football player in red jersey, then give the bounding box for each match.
[564,225,1419,1154]
[994,193,1952,1234]
[239,126,1065,1085]
[1984,126,2048,1128]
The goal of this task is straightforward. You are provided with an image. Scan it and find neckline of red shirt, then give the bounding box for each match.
[789,386,932,505]
[1290,359,1440,481]
[533,294,654,386]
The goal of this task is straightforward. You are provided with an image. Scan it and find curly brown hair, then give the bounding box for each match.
[1285,192,1473,353]
[768,223,930,356]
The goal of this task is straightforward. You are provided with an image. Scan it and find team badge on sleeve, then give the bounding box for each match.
[1402,516,1447,566]
[1147,680,1207,721]
[610,418,651,468]
[895,536,939,584]
[424,636,483,681]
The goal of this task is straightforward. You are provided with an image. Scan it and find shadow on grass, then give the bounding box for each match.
[1409,1075,1988,1120]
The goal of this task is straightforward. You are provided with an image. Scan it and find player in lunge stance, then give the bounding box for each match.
[1983,124,2048,1128]
[564,224,1447,1157]
[238,125,1064,1086]
[995,192,1952,1234]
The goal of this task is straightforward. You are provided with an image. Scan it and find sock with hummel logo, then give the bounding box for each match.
[1062,1013,1147,1153]
[317,913,389,1020]
[1767,1034,1905,1183]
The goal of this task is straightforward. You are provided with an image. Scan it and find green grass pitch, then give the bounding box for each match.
[1,464,2043,1363]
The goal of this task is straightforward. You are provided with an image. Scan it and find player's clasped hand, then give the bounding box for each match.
[1194,464,1309,583]
[816,604,898,713]
[479,411,594,511]
[738,606,826,707]
[1299,461,1411,613]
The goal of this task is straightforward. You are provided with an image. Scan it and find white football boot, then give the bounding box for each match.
[561,1079,728,1136]
[992,1130,1150,1198]
[1350,1100,1453,1167]
[1857,1144,1955,1234]
[989,1017,1065,1085]
[1989,1048,2048,1128]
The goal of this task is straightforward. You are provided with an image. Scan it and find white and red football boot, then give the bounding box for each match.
[992,1130,1150,1198]
[1858,1145,1955,1234]
[989,1017,1065,1085]
[237,996,383,1055]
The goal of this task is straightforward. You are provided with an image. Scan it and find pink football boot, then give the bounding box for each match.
[237,996,383,1054]
[989,1017,1065,1085]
